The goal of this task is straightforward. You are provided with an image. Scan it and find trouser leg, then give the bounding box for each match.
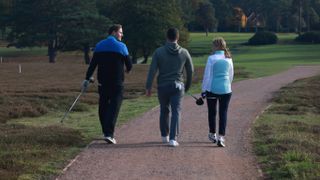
[99,85,123,138]
[218,93,232,136]
[206,94,218,134]
[98,86,109,136]
[169,88,183,140]
[157,88,170,137]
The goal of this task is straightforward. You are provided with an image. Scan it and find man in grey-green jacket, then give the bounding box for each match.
[146,28,194,147]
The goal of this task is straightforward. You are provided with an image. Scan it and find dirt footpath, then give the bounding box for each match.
[57,66,320,180]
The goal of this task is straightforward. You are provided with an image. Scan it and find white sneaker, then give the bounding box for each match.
[217,136,225,147]
[162,136,169,143]
[104,136,117,144]
[208,133,217,143]
[169,140,179,147]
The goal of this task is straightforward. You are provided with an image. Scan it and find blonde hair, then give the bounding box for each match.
[213,37,231,58]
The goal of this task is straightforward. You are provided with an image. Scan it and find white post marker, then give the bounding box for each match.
[18,64,21,73]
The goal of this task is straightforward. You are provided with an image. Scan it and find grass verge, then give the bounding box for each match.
[253,75,320,179]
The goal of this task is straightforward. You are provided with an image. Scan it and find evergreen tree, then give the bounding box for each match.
[110,0,187,64]
[8,0,109,63]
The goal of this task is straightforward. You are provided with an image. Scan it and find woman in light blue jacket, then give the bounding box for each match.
[201,37,234,147]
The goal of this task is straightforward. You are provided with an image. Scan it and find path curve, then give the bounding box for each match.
[57,66,320,180]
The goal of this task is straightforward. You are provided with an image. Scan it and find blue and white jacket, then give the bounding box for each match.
[201,50,234,94]
[85,35,132,86]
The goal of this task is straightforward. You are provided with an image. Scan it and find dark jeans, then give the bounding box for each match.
[206,91,232,136]
[98,84,123,138]
[157,82,184,140]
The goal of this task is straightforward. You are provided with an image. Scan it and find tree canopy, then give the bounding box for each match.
[1,0,320,63]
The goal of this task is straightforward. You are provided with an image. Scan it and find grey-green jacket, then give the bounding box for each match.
[146,42,194,91]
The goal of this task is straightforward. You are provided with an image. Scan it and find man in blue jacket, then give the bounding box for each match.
[82,24,132,144]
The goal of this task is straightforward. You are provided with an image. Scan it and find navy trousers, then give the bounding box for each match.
[206,92,232,136]
[98,84,123,138]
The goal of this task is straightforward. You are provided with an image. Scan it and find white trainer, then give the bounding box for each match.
[217,136,225,147]
[162,136,169,143]
[208,133,217,143]
[169,140,179,147]
[104,136,117,144]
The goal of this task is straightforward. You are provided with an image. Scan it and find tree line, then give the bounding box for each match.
[0,0,319,63]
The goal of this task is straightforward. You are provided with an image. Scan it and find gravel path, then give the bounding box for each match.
[57,66,320,180]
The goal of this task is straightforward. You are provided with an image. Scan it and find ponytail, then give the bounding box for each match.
[213,37,232,58]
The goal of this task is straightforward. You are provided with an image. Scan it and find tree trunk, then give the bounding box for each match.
[141,48,149,64]
[83,45,90,64]
[141,54,148,64]
[48,40,57,63]
[131,50,137,64]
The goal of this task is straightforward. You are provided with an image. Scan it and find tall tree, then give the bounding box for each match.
[210,0,234,32]
[59,1,111,64]
[110,0,187,64]
[196,1,217,36]
[0,0,13,39]
[8,0,108,63]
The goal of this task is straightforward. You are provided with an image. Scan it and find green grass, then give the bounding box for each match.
[0,47,47,57]
[253,75,320,179]
[189,32,320,77]
[2,95,158,179]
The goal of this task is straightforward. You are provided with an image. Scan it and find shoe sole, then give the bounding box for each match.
[105,138,116,144]
[217,141,225,147]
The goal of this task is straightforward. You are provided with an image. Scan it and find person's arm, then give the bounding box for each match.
[145,51,158,96]
[229,59,234,83]
[122,45,132,73]
[124,55,132,73]
[85,53,98,80]
[201,57,212,92]
[184,50,194,92]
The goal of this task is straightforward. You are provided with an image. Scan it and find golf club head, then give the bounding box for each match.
[89,77,95,83]
[196,97,204,105]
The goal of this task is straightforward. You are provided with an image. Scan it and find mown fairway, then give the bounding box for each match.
[0,32,319,179]
[190,33,320,77]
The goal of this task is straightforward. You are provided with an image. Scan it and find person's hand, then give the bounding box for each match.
[146,89,152,97]
[81,80,90,92]
[201,92,206,99]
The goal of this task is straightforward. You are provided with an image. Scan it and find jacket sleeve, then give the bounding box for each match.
[201,57,212,92]
[229,59,234,83]
[184,50,194,92]
[85,53,98,80]
[124,55,132,72]
[145,51,159,90]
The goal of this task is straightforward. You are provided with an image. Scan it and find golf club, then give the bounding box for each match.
[185,92,204,105]
[60,77,94,123]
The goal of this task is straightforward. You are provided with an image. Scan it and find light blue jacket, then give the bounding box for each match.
[201,51,234,94]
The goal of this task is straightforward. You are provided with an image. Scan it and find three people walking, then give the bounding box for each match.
[83,25,232,147]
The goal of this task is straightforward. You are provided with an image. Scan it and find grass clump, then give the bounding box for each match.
[0,124,85,180]
[253,75,320,179]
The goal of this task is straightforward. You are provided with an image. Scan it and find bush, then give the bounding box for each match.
[295,31,320,43]
[248,31,278,45]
